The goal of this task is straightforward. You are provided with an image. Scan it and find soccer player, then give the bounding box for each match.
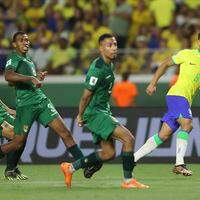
[134,33,200,176]
[0,31,86,170]
[0,99,28,180]
[61,33,149,189]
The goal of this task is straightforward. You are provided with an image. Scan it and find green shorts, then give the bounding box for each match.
[0,114,15,138]
[83,111,120,144]
[14,98,59,135]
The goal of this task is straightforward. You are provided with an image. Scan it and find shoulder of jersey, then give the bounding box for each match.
[180,49,194,54]
[9,52,23,61]
[92,57,104,69]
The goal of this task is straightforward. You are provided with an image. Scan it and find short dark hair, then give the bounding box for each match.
[122,72,130,81]
[198,32,200,40]
[12,31,26,42]
[98,33,114,44]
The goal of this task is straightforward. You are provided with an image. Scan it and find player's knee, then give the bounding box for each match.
[182,124,193,133]
[101,149,116,160]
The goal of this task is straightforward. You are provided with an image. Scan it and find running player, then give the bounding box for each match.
[134,33,200,176]
[0,31,85,168]
[61,33,149,189]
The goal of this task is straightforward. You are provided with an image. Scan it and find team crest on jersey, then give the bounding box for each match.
[23,125,29,133]
[89,76,98,86]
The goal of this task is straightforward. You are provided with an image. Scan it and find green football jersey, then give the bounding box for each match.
[0,103,7,118]
[84,57,115,115]
[5,51,46,107]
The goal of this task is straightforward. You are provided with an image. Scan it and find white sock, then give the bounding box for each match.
[176,134,189,165]
[134,134,163,162]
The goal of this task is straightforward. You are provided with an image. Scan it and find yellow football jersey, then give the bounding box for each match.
[167,49,200,105]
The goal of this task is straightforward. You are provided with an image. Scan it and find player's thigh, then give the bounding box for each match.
[87,113,119,142]
[158,122,174,140]
[111,125,134,144]
[14,106,36,135]
[37,98,59,128]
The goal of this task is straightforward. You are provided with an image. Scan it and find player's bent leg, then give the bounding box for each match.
[0,135,27,156]
[5,142,28,181]
[134,122,173,162]
[84,140,115,179]
[174,118,193,176]
[0,135,27,180]
[48,116,84,160]
[48,116,76,147]
[61,140,115,188]
[112,125,149,189]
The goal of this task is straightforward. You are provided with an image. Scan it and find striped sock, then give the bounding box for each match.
[134,134,163,162]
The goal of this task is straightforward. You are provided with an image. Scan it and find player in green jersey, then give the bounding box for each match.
[134,33,200,176]
[0,99,28,180]
[61,33,149,189]
[0,31,90,173]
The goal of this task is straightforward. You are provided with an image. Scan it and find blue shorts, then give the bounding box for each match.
[161,95,192,132]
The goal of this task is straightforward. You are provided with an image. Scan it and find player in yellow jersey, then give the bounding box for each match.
[134,33,200,176]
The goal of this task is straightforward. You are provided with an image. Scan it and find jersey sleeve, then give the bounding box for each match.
[5,55,20,71]
[84,66,103,91]
[0,116,4,126]
[172,50,187,65]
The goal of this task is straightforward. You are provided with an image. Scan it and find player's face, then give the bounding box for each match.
[13,34,30,54]
[100,37,118,60]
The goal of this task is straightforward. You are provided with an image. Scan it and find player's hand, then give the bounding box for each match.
[146,84,156,96]
[77,114,84,127]
[38,71,48,81]
[31,77,42,88]
[8,108,16,116]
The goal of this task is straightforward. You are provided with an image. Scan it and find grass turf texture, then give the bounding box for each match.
[0,164,199,200]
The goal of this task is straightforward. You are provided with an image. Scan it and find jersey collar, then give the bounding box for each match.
[99,56,112,67]
[13,50,27,58]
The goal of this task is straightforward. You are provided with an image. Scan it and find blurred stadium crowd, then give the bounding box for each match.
[0,0,200,75]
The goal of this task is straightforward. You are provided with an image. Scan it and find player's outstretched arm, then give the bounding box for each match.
[77,89,93,127]
[146,57,174,96]
[5,69,42,88]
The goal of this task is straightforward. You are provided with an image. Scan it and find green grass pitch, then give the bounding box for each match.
[0,164,199,200]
